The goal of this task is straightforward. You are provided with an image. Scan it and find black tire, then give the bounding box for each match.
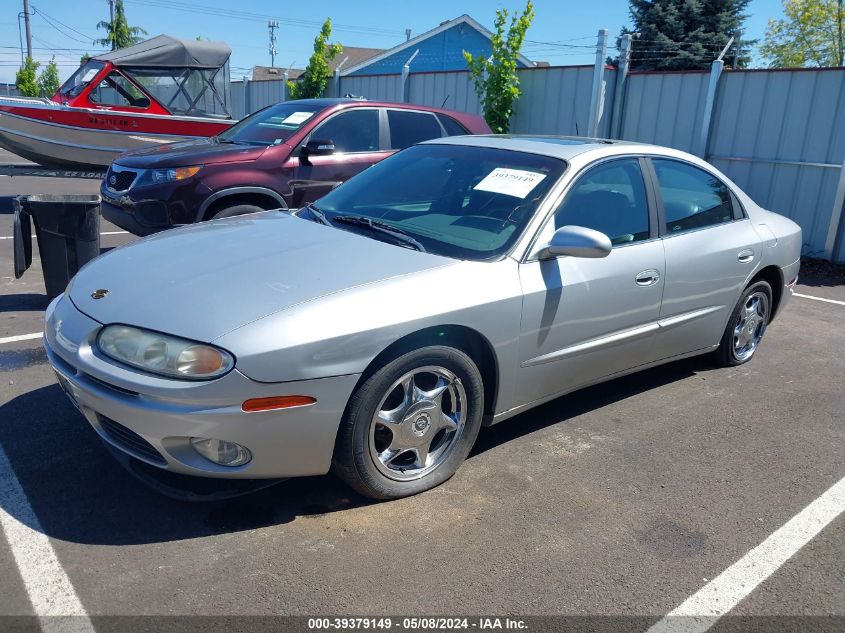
[713,280,773,367]
[209,204,265,220]
[332,346,484,500]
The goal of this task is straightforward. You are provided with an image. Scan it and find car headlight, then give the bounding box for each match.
[150,165,201,184]
[97,325,234,380]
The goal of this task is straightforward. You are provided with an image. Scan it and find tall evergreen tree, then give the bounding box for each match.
[95,0,147,51]
[621,0,752,70]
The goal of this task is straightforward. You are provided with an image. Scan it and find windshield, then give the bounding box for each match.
[218,102,325,146]
[315,144,567,261]
[59,61,105,97]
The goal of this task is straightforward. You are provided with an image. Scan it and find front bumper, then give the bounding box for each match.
[44,294,359,479]
[99,197,173,236]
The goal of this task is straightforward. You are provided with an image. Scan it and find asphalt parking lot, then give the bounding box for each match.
[0,163,842,633]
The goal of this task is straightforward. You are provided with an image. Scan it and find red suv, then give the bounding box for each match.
[100,98,490,235]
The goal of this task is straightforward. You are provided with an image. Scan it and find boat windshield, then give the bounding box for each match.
[217,102,325,146]
[59,61,106,98]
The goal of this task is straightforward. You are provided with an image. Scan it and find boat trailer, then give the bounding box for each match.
[0,164,105,180]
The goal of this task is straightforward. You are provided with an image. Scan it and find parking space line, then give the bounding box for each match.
[0,444,95,630]
[0,333,43,346]
[0,231,129,241]
[647,475,845,633]
[793,292,845,307]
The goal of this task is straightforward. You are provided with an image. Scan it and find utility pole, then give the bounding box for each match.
[108,0,116,50]
[22,0,32,61]
[268,20,279,67]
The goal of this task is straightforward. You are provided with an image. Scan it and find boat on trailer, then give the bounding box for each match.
[0,35,236,168]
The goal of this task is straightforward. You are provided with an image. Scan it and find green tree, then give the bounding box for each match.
[621,0,753,70]
[761,0,844,67]
[95,0,147,50]
[37,57,61,98]
[80,53,91,65]
[464,1,535,134]
[288,18,342,100]
[15,57,40,97]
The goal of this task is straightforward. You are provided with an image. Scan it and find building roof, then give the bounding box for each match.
[94,34,231,69]
[341,14,535,76]
[252,46,385,81]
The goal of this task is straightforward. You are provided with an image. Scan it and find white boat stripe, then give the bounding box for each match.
[0,231,129,240]
[0,333,43,345]
[793,292,845,307]
[0,443,95,628]
[647,475,845,633]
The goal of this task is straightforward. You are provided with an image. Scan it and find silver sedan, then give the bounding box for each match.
[44,136,802,499]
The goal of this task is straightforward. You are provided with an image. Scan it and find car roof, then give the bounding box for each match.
[426,134,669,161]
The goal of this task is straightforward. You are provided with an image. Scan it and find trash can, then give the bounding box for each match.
[14,195,101,299]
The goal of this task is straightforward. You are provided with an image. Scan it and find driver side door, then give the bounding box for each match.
[289,108,389,207]
[517,157,666,406]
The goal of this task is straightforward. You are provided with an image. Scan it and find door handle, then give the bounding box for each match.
[635,269,660,286]
[737,249,755,263]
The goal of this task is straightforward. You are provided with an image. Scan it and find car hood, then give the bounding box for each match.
[69,212,453,342]
[113,137,270,168]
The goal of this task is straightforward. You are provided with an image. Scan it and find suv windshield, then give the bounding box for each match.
[315,144,566,261]
[218,103,325,146]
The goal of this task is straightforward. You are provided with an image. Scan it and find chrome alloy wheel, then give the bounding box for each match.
[733,291,769,361]
[369,366,467,481]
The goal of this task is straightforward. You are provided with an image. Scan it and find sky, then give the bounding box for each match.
[0,0,786,85]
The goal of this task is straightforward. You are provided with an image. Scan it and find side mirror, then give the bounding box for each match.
[300,139,335,165]
[537,225,612,259]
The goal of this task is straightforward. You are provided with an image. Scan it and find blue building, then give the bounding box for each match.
[343,15,536,76]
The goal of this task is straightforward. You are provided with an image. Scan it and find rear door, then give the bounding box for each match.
[385,108,445,149]
[647,157,763,359]
[517,157,666,405]
[289,107,387,206]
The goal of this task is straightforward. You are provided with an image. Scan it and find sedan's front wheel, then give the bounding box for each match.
[713,280,772,367]
[333,346,484,499]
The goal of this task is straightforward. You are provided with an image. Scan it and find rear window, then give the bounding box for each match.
[218,103,324,146]
[437,114,469,136]
[387,110,443,149]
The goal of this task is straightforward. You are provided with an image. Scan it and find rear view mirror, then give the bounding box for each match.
[300,139,336,165]
[537,225,612,259]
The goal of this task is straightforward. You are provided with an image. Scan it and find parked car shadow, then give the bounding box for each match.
[0,357,714,546]
[0,293,50,313]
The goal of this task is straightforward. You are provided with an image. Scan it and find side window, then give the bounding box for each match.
[652,159,735,234]
[311,109,379,153]
[437,114,468,137]
[387,110,443,149]
[88,72,150,108]
[553,158,650,245]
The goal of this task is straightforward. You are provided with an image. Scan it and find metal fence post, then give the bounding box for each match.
[242,75,250,117]
[282,70,288,102]
[333,68,341,97]
[609,33,632,139]
[824,157,845,261]
[401,50,420,103]
[587,29,609,138]
[697,59,724,158]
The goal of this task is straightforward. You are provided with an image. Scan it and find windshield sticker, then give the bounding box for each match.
[281,111,315,126]
[473,168,547,199]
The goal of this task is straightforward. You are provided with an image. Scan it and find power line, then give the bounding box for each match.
[125,0,403,38]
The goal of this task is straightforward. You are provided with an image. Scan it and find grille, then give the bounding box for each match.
[98,416,166,465]
[107,168,137,191]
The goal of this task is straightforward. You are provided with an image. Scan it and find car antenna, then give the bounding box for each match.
[440,94,450,108]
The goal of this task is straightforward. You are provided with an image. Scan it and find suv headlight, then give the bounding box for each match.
[149,165,202,184]
[97,325,234,380]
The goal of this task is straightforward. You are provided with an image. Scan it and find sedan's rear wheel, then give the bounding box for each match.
[333,346,484,499]
[713,280,772,367]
